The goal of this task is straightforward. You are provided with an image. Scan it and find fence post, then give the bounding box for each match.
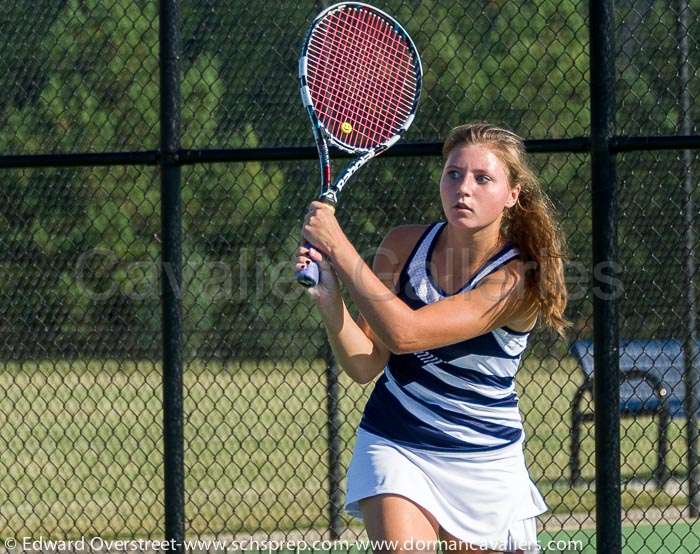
[324,344,343,539]
[675,0,700,518]
[589,1,621,552]
[159,0,185,550]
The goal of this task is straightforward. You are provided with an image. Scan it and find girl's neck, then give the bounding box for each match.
[442,223,505,266]
[432,222,507,294]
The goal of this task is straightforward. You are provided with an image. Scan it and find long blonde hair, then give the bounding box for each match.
[443,122,571,337]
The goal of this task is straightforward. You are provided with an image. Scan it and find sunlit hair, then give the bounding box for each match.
[443,122,571,338]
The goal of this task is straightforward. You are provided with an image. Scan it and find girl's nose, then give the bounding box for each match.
[457,175,475,195]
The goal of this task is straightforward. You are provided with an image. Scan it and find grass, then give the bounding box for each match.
[0,356,694,541]
[539,520,700,554]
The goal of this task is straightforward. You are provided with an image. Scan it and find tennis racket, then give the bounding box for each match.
[295,1,422,287]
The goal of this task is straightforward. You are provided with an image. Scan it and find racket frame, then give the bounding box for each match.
[298,1,422,203]
[296,2,422,286]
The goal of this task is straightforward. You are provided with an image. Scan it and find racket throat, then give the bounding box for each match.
[319,190,338,206]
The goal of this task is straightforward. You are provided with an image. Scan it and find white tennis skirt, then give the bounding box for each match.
[345,427,548,553]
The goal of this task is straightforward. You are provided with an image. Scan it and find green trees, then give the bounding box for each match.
[0,0,695,358]
[0,0,289,358]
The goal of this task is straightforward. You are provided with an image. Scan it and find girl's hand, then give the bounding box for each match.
[294,244,340,302]
[301,201,347,259]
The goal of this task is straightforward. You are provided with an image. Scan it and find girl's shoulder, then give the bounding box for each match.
[490,257,539,333]
[377,224,431,263]
[379,223,430,250]
[373,224,430,290]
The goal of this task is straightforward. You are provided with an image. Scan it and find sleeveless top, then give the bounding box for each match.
[358,221,531,452]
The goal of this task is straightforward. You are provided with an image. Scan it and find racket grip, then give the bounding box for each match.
[296,242,320,287]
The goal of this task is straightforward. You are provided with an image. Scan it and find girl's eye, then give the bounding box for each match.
[448,170,461,179]
[476,174,492,183]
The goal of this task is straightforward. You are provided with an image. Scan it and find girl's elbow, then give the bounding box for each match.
[354,373,377,385]
[340,351,389,384]
[385,327,418,355]
[389,343,416,355]
[345,364,384,385]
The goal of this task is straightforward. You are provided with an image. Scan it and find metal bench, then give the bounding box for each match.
[568,338,700,486]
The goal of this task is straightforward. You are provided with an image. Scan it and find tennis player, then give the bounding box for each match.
[294,123,569,553]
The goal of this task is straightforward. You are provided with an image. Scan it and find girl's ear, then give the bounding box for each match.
[505,184,521,208]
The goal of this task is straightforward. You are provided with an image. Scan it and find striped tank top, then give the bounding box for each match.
[359,221,531,452]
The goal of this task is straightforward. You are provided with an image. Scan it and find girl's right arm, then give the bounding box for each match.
[296,243,390,384]
[295,225,424,384]
[317,291,389,384]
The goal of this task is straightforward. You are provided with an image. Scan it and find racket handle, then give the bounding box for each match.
[296,242,320,287]
[296,199,336,288]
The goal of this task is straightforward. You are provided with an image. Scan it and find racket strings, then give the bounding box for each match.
[307,26,410,146]
[310,35,410,148]
[341,9,411,109]
[306,40,414,137]
[309,12,412,95]
[355,8,415,135]
[308,23,390,147]
[314,12,377,141]
[341,8,413,144]
[318,10,414,142]
[306,6,418,149]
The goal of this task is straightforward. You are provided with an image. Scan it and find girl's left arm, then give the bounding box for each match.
[302,202,533,354]
[331,236,530,353]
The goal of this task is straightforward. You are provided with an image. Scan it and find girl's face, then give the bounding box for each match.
[439,143,520,232]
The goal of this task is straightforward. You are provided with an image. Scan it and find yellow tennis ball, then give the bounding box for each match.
[340,121,353,134]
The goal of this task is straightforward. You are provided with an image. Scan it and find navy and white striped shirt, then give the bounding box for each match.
[359,221,531,452]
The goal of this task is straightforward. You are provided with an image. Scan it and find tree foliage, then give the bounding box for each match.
[0,0,697,358]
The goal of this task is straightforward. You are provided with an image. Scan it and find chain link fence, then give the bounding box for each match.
[0,0,699,553]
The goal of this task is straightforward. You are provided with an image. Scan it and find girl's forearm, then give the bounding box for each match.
[316,294,388,384]
[330,239,412,353]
